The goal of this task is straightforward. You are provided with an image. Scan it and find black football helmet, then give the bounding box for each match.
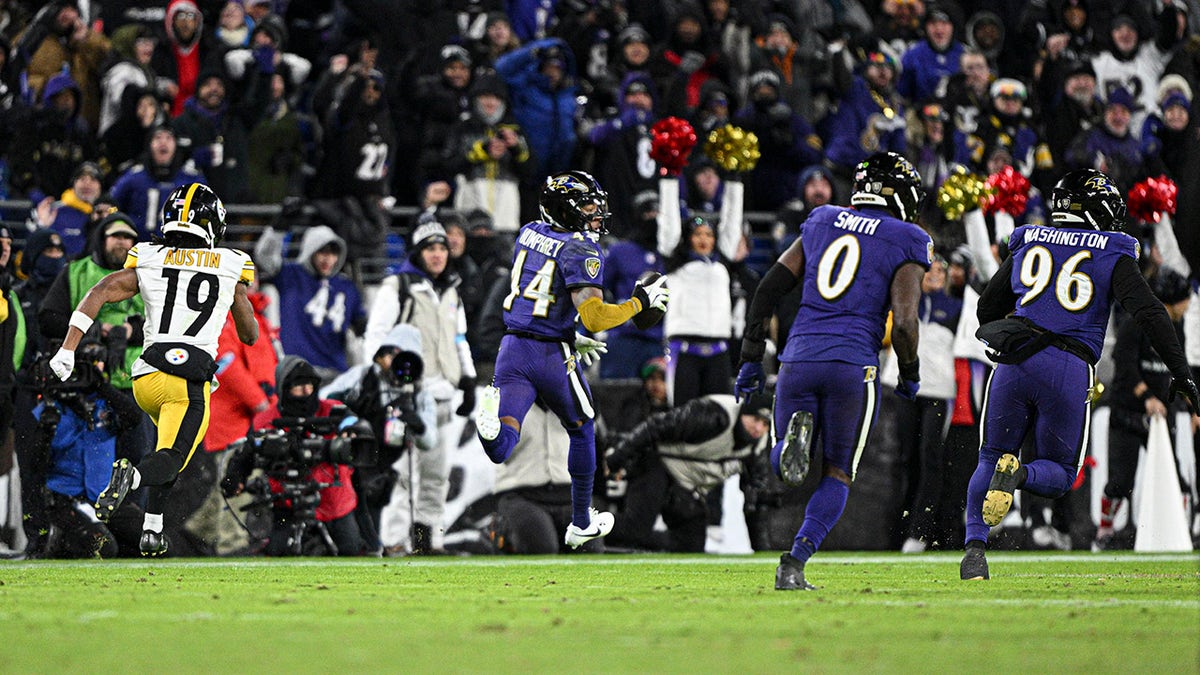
[850,151,924,222]
[539,171,611,234]
[160,182,227,247]
[1050,168,1126,231]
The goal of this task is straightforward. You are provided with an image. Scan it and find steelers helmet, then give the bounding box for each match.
[160,183,227,247]
[850,151,924,223]
[540,170,611,234]
[1050,168,1126,231]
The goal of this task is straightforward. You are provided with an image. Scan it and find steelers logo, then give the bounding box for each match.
[166,348,190,365]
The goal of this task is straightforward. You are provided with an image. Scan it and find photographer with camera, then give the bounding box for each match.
[223,356,371,556]
[34,340,148,557]
[323,324,437,555]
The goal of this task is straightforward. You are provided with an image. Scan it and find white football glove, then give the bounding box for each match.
[574,332,608,367]
[634,273,669,312]
[49,348,75,381]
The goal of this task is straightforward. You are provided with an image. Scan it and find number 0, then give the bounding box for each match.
[816,234,862,301]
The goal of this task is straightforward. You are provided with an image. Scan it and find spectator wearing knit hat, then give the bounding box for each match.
[733,69,823,211]
[1064,85,1164,192]
[445,72,532,233]
[1141,75,1193,179]
[471,12,522,70]
[748,13,830,124]
[8,71,97,203]
[585,71,661,238]
[361,216,478,554]
[1091,6,1188,141]
[411,44,475,189]
[172,68,255,201]
[152,0,206,117]
[647,3,731,118]
[110,125,205,238]
[823,50,906,194]
[897,4,964,104]
[18,1,112,133]
[35,161,104,257]
[1039,59,1102,177]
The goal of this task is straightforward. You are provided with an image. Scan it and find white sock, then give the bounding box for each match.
[131,468,142,491]
[143,512,163,533]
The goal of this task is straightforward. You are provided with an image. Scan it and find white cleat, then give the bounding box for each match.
[564,508,614,549]
[477,385,502,441]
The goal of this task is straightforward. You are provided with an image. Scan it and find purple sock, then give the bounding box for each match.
[481,424,519,464]
[791,476,849,563]
[964,447,1002,545]
[566,420,597,528]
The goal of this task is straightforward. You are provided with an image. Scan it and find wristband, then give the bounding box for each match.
[69,311,94,334]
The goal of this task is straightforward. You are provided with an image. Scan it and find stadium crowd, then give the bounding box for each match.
[0,0,1198,559]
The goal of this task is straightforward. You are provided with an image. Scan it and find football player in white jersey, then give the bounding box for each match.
[49,182,260,556]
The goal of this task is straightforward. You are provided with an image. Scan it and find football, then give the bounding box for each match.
[632,272,667,330]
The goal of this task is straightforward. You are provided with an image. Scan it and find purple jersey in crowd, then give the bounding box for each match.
[1006,224,1139,360]
[503,220,605,341]
[781,204,933,366]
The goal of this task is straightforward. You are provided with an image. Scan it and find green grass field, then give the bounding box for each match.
[1,552,1196,673]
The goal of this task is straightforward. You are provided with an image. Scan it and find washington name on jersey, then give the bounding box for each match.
[126,242,255,377]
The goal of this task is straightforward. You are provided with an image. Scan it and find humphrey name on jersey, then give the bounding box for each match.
[162,247,224,268]
[1021,227,1111,249]
[834,210,881,235]
[519,227,566,257]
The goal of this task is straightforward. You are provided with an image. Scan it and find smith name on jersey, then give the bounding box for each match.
[783,204,933,366]
[125,242,255,378]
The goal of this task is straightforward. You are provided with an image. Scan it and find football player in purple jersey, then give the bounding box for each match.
[476,171,670,549]
[736,151,933,590]
[961,168,1198,580]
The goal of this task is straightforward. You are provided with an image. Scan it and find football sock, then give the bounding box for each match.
[482,425,519,464]
[791,476,849,563]
[566,420,597,528]
[964,447,1001,544]
[143,512,163,534]
[1099,496,1120,530]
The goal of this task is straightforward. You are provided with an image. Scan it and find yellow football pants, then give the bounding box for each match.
[132,371,212,472]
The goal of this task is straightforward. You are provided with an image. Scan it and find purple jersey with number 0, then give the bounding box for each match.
[781,205,933,366]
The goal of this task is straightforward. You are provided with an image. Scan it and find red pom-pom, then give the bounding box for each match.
[650,117,698,177]
[1127,175,1178,223]
[982,166,1031,216]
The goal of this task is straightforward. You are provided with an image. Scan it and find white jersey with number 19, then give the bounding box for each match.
[126,242,255,377]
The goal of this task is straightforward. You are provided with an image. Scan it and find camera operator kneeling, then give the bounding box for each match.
[604,394,772,552]
[34,342,147,557]
[223,357,375,556]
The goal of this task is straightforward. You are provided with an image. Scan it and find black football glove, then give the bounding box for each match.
[456,377,476,417]
[1168,376,1200,414]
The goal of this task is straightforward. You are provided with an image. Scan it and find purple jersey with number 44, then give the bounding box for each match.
[503,220,605,341]
[781,205,933,366]
[1007,224,1139,361]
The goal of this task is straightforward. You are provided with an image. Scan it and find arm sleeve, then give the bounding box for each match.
[623,398,731,450]
[963,208,999,280]
[976,256,1018,324]
[716,179,743,261]
[1153,212,1191,276]
[1112,255,1191,378]
[741,262,800,362]
[657,177,682,256]
[1111,318,1143,395]
[577,295,642,333]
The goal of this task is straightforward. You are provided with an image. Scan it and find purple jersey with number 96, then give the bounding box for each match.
[503,221,604,341]
[781,205,933,366]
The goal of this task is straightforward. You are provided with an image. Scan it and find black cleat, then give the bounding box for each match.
[94,458,136,523]
[960,547,989,580]
[982,453,1020,527]
[777,411,814,485]
[775,553,817,590]
[139,530,168,557]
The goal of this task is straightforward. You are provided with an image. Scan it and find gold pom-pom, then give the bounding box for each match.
[936,166,991,221]
[705,125,761,173]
